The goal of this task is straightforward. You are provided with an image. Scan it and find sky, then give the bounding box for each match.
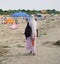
[0,0,60,11]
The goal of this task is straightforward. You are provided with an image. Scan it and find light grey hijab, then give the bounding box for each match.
[28,15,37,39]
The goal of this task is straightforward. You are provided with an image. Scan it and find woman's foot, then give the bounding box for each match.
[28,51,35,56]
[28,51,32,55]
[29,51,32,54]
[32,53,35,56]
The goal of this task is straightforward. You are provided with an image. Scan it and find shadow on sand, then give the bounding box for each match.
[5,52,34,58]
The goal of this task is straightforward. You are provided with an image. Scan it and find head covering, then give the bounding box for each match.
[29,15,37,39]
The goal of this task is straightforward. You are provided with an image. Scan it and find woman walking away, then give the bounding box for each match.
[24,16,37,55]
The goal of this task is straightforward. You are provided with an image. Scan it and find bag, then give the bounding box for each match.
[24,22,32,38]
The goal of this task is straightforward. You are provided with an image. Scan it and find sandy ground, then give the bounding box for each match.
[0,19,60,64]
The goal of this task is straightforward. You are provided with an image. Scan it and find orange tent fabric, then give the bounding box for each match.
[4,18,16,24]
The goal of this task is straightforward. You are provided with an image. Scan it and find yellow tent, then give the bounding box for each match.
[4,18,16,24]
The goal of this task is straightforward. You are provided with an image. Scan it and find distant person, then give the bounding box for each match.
[24,16,37,55]
[2,17,7,24]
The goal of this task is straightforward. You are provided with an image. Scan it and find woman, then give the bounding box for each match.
[25,16,37,55]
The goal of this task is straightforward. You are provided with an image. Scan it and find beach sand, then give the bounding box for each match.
[0,18,60,64]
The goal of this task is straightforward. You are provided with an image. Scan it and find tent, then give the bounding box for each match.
[4,18,16,24]
[11,12,30,17]
[35,14,42,17]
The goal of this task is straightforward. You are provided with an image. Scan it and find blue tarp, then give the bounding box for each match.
[11,12,30,17]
